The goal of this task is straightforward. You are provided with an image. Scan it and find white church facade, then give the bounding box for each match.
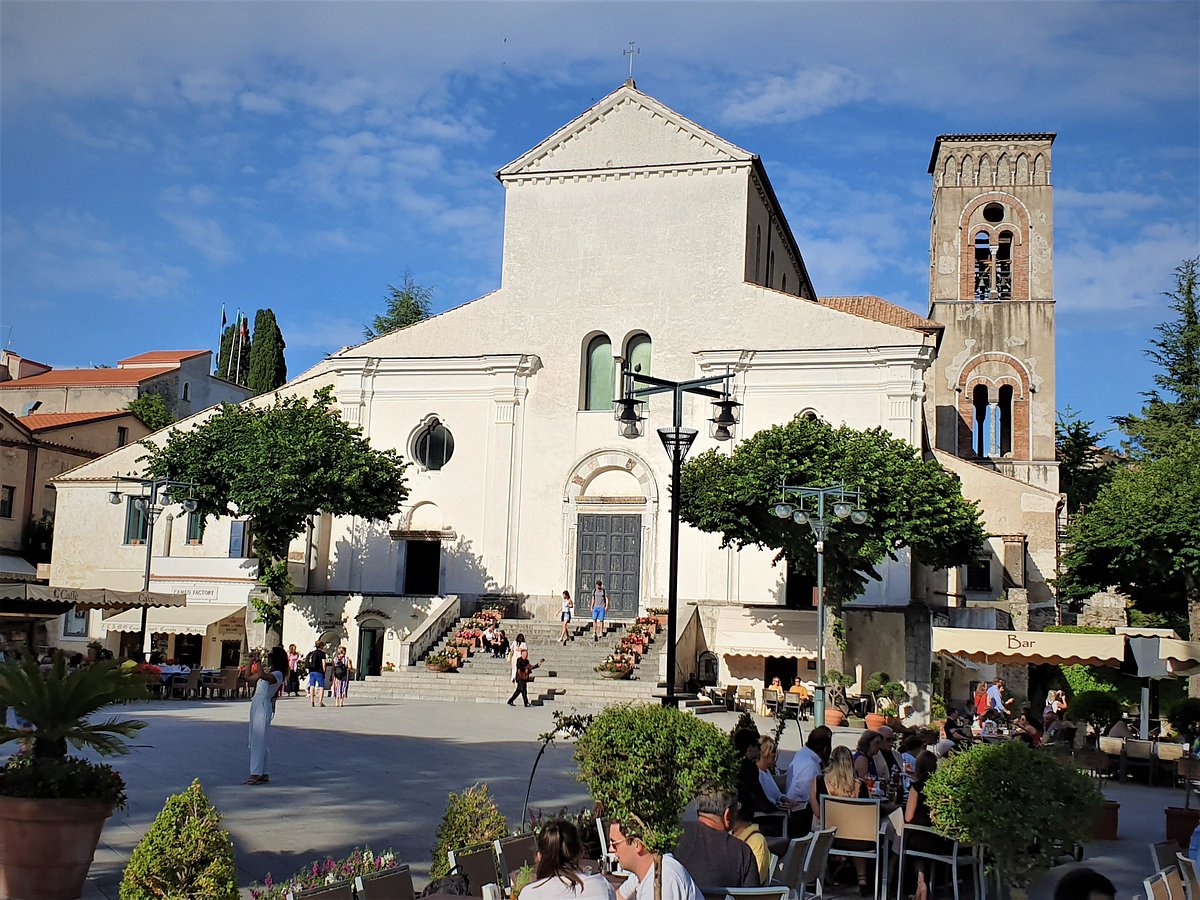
[44,83,1059,709]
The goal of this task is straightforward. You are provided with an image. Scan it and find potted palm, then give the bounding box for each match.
[0,652,148,900]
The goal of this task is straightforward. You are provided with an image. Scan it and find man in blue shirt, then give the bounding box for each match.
[986,677,1013,718]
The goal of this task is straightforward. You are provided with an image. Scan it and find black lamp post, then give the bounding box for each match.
[109,475,198,660]
[769,482,867,723]
[615,368,740,706]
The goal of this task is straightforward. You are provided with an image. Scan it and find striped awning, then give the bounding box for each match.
[932,626,1127,667]
[717,606,818,659]
[0,583,187,610]
[101,604,244,636]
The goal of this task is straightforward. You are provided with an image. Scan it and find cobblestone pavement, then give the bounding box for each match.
[70,701,1167,898]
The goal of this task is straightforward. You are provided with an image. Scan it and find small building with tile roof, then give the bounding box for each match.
[0,348,252,421]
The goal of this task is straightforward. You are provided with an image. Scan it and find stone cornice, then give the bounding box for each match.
[501,159,750,186]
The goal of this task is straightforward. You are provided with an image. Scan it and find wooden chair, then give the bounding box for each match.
[204,668,240,700]
[1165,867,1187,900]
[1179,759,1200,810]
[1098,736,1125,778]
[821,796,885,899]
[447,843,502,898]
[493,833,538,894]
[764,688,783,716]
[737,685,756,713]
[1156,742,1188,786]
[895,824,976,900]
[286,880,355,900]
[355,865,414,900]
[1177,852,1200,900]
[1144,871,1170,900]
[168,669,203,700]
[1152,840,1181,873]
[1127,739,1155,783]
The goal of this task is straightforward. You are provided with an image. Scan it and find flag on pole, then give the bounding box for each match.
[221,304,227,328]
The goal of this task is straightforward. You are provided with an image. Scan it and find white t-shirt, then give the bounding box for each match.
[785,747,822,806]
[617,854,702,900]
[522,873,616,900]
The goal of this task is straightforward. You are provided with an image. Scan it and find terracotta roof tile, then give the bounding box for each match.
[818,296,943,334]
[0,367,175,388]
[20,410,135,430]
[117,350,207,366]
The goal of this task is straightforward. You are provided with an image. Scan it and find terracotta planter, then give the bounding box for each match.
[651,614,668,628]
[426,663,450,673]
[1091,799,1120,841]
[0,795,113,900]
[599,668,632,680]
[824,708,847,728]
[1165,806,1199,848]
[865,713,887,731]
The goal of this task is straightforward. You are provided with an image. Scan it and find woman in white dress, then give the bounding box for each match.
[558,591,573,645]
[246,646,289,785]
[520,820,615,900]
[509,632,529,684]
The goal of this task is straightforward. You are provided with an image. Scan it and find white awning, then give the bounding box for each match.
[0,555,37,578]
[716,606,819,659]
[101,604,244,636]
[932,626,1127,667]
[1119,627,1200,677]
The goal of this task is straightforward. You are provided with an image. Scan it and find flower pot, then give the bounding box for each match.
[599,669,631,680]
[824,708,846,728]
[1165,806,1199,847]
[0,795,113,900]
[1091,799,1120,841]
[865,713,887,731]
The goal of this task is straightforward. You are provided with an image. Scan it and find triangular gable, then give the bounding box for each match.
[498,82,752,178]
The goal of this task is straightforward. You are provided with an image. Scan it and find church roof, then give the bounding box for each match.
[116,350,208,367]
[0,367,175,388]
[817,296,943,334]
[928,133,1056,172]
[497,81,753,178]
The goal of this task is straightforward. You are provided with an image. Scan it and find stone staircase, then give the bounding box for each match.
[354,617,667,709]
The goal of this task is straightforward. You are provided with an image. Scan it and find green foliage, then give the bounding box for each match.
[1167,698,1200,740]
[119,779,237,900]
[247,309,288,394]
[574,703,737,853]
[679,415,987,606]
[1115,257,1200,458]
[0,754,128,807]
[1058,665,1118,697]
[1056,407,1112,513]
[1070,691,1124,732]
[22,513,54,564]
[429,783,508,880]
[363,272,433,339]
[127,393,175,431]
[141,387,409,634]
[0,653,147,760]
[729,711,758,741]
[865,671,908,708]
[510,865,535,900]
[250,847,398,900]
[216,318,251,386]
[930,693,947,721]
[925,741,1102,889]
[1058,426,1200,621]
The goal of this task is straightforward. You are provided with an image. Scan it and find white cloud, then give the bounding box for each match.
[163,213,237,265]
[719,67,871,125]
[239,91,285,114]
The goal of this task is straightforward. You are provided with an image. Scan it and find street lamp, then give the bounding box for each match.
[109,475,198,659]
[616,368,740,706]
[771,482,867,723]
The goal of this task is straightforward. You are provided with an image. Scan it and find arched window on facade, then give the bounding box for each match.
[996,231,1014,300]
[583,334,614,411]
[181,383,190,401]
[781,273,787,293]
[768,250,775,287]
[974,231,992,302]
[972,384,990,457]
[997,384,1014,456]
[626,333,652,377]
[412,418,455,471]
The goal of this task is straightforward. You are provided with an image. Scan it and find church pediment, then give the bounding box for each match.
[497,82,752,179]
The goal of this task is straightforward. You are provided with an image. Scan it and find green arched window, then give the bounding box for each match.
[584,335,614,411]
[627,333,652,378]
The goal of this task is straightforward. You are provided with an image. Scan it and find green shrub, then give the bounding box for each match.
[1070,691,1124,733]
[119,779,236,900]
[575,703,737,853]
[925,741,1102,890]
[729,711,758,741]
[430,783,508,880]
[1167,698,1200,741]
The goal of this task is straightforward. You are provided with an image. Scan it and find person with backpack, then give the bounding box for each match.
[304,640,328,708]
[330,646,353,707]
[590,579,609,642]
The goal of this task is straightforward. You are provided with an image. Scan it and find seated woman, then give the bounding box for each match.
[492,628,510,659]
[1014,714,1042,746]
[520,819,615,900]
[852,730,884,788]
[756,735,786,807]
[903,751,958,900]
[811,745,870,895]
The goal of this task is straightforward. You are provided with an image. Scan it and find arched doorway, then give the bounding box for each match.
[356,619,385,678]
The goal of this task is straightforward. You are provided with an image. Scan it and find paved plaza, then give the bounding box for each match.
[67,698,1172,899]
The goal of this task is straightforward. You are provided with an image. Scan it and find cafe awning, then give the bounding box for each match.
[716,606,819,659]
[1118,627,1200,677]
[101,604,244,636]
[931,626,1127,667]
[0,583,188,618]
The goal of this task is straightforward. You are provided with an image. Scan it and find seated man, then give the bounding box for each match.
[943,710,973,746]
[481,624,498,654]
[785,725,833,835]
[612,820,702,900]
[672,790,760,889]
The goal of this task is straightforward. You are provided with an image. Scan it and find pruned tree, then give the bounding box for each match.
[140,387,408,643]
[363,273,433,339]
[247,308,288,394]
[679,415,987,608]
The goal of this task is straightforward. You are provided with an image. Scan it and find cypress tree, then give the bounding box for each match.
[247,308,288,394]
[215,320,251,386]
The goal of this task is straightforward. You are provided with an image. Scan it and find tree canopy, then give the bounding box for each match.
[679,416,986,606]
[363,273,433,339]
[126,393,174,432]
[140,387,409,637]
[1055,407,1112,514]
[247,308,288,394]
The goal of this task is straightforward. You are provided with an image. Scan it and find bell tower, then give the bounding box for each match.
[926,133,1058,495]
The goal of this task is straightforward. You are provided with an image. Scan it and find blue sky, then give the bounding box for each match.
[2,1,1197,442]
